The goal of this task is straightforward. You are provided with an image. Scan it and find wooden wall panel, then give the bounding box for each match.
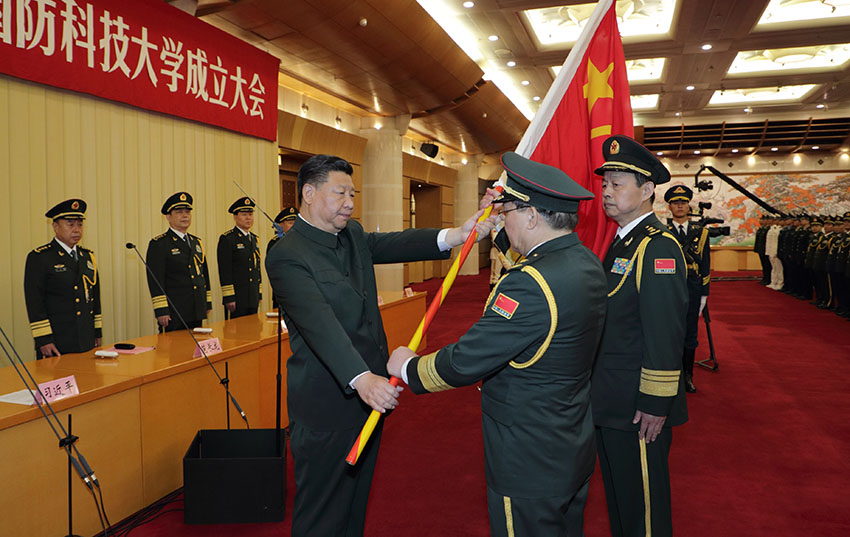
[0,74,278,361]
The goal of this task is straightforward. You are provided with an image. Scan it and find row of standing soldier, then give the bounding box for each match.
[754,213,850,319]
[23,194,298,358]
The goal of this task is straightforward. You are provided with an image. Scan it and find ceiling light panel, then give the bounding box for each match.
[630,94,659,110]
[727,44,850,75]
[756,0,850,28]
[708,84,817,106]
[525,0,678,47]
[552,57,666,83]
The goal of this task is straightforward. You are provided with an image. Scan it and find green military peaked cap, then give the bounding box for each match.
[274,206,298,223]
[664,184,693,203]
[228,196,255,214]
[496,152,594,213]
[46,198,87,220]
[161,191,193,214]
[594,135,671,185]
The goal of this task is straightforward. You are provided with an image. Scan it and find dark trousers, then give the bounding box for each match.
[487,476,591,537]
[684,284,701,350]
[814,271,829,304]
[159,318,202,333]
[758,253,771,284]
[596,427,674,537]
[289,421,383,537]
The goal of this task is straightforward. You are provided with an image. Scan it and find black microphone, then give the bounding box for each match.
[125,242,249,427]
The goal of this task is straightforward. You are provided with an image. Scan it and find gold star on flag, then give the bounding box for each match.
[583,60,615,113]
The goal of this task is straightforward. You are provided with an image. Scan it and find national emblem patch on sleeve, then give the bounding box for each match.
[654,258,676,274]
[491,293,519,319]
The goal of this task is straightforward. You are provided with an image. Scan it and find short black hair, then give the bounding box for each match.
[297,154,354,204]
[512,200,579,231]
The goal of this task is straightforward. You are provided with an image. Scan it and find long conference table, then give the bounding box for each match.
[0,291,426,537]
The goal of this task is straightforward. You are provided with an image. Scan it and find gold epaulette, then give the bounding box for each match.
[223,228,235,236]
[33,243,51,253]
[79,245,93,253]
[153,232,166,240]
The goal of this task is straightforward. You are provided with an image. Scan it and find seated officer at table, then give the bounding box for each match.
[146,192,211,332]
[217,197,262,319]
[24,199,102,358]
[388,152,607,537]
[267,206,297,256]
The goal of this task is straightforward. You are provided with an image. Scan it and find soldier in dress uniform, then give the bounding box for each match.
[812,217,836,308]
[217,197,261,319]
[145,192,211,332]
[24,199,102,359]
[804,216,824,304]
[593,135,688,537]
[827,216,850,314]
[842,213,850,319]
[790,215,813,300]
[388,152,607,537]
[664,185,709,393]
[266,206,297,255]
[754,215,771,285]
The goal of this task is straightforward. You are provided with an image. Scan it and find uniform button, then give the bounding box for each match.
[249,278,253,282]
[193,286,197,289]
[76,312,81,316]
[74,286,78,290]
[75,298,80,303]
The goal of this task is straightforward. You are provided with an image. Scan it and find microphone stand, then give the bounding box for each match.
[126,243,249,429]
[0,326,110,536]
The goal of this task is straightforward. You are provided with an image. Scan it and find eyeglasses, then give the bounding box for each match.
[501,205,529,215]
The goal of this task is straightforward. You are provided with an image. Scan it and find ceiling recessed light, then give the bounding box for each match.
[463,1,474,8]
[701,44,713,51]
[694,150,701,155]
[521,80,530,86]
[732,148,739,153]
[532,96,540,101]
[462,158,468,165]
[744,107,752,113]
[686,85,695,91]
[488,35,499,41]
[675,112,681,117]
[812,145,820,150]
[374,122,382,130]
[816,103,825,109]
[506,60,516,67]
[771,147,778,151]
[656,151,663,156]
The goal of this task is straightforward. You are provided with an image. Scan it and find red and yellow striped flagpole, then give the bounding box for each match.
[345,189,502,465]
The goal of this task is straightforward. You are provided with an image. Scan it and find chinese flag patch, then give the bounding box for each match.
[491,293,519,319]
[654,258,676,274]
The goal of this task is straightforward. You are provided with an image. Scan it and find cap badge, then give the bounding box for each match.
[71,201,80,210]
[180,193,187,201]
[673,186,685,193]
[610,140,620,154]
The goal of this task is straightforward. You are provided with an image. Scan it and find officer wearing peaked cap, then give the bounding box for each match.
[593,135,688,537]
[24,199,102,359]
[218,197,262,319]
[267,206,298,255]
[664,184,710,393]
[388,152,608,537]
[146,192,211,332]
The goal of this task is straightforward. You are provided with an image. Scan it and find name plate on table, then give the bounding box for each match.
[403,287,415,298]
[193,338,223,358]
[35,375,80,405]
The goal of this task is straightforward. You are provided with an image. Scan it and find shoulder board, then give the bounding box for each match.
[646,225,663,236]
[251,231,258,238]
[33,243,52,253]
[153,232,166,240]
[189,234,203,243]
[78,246,93,253]
[223,228,235,236]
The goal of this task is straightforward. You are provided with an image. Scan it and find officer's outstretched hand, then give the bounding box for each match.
[633,410,666,443]
[157,315,171,327]
[39,343,61,357]
[353,372,403,413]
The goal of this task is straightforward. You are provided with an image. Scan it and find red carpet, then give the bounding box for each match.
[125,269,850,537]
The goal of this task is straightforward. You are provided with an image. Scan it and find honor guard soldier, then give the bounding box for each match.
[754,215,771,285]
[664,184,710,393]
[805,216,825,304]
[827,215,850,314]
[267,206,297,255]
[146,192,211,332]
[388,153,607,537]
[24,199,102,359]
[812,217,835,308]
[217,197,262,319]
[593,135,688,537]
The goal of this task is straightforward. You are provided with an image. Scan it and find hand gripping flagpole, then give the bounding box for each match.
[345,187,503,465]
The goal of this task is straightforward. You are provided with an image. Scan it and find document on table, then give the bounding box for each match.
[0,388,38,406]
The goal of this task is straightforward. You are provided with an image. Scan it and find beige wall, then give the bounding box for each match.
[1,75,278,361]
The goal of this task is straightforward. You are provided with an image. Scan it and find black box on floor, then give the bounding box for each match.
[183,428,287,524]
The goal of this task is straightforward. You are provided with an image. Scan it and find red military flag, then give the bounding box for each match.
[515,0,633,258]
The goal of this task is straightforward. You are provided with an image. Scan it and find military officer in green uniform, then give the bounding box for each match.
[804,216,824,304]
[266,205,297,256]
[217,197,261,319]
[664,184,709,393]
[593,135,688,537]
[812,217,835,308]
[145,192,211,332]
[388,152,607,537]
[24,199,102,358]
[265,154,491,537]
[827,215,850,314]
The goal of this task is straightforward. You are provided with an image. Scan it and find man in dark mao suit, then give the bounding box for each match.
[593,135,688,537]
[217,196,262,319]
[145,192,211,332]
[388,152,607,537]
[265,154,491,537]
[24,199,102,358]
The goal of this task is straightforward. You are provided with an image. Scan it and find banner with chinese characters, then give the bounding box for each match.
[0,0,279,141]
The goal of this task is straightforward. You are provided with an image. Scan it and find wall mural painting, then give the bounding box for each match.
[655,172,850,247]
